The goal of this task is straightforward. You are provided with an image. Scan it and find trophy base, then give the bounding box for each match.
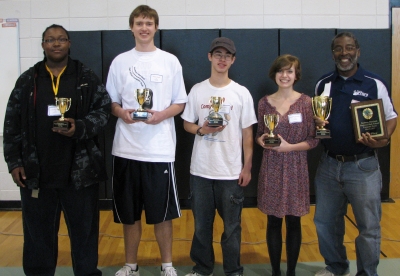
[316,129,331,139]
[264,137,281,147]
[53,120,71,131]
[208,117,223,127]
[132,111,148,120]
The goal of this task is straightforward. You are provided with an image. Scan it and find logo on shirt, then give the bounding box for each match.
[200,104,233,110]
[353,90,369,97]
[130,67,146,87]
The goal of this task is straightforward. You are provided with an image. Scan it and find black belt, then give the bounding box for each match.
[326,150,375,162]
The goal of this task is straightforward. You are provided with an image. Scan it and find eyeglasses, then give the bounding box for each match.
[332,45,358,53]
[43,38,69,44]
[213,52,233,61]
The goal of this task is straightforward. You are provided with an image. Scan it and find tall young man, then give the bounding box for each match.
[106,5,187,276]
[181,37,257,276]
[313,32,397,276]
[3,24,111,275]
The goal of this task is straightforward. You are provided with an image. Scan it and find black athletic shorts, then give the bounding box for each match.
[112,156,181,224]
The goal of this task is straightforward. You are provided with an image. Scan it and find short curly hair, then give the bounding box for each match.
[331,32,360,51]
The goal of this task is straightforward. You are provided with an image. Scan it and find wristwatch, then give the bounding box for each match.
[196,127,205,136]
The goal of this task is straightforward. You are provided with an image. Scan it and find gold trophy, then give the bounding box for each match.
[132,88,150,120]
[312,96,332,138]
[53,97,72,130]
[263,114,281,146]
[208,96,225,127]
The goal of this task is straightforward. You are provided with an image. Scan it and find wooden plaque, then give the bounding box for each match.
[351,99,388,143]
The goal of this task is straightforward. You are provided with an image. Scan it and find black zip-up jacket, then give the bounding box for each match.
[3,58,111,190]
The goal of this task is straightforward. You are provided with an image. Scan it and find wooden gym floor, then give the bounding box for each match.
[0,200,399,267]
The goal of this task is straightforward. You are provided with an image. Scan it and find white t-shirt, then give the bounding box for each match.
[106,48,187,162]
[181,79,257,179]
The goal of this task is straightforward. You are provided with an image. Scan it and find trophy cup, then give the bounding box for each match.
[132,88,150,120]
[263,114,281,146]
[208,96,225,127]
[53,97,72,130]
[312,96,332,138]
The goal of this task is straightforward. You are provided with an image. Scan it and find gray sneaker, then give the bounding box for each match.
[315,268,350,276]
[115,265,140,276]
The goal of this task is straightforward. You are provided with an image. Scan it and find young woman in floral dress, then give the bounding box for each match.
[256,54,319,276]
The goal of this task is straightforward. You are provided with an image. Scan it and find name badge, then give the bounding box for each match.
[32,189,39,198]
[288,113,302,124]
[150,74,163,83]
[219,105,231,114]
[48,105,61,116]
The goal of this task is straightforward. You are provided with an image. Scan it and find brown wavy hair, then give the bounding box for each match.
[268,54,302,84]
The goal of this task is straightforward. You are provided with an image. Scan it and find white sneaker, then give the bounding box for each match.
[185,271,213,276]
[161,266,178,276]
[115,265,140,276]
[315,268,350,276]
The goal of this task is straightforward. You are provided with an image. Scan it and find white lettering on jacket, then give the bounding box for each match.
[353,90,369,97]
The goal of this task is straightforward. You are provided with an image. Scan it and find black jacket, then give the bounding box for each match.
[3,58,111,190]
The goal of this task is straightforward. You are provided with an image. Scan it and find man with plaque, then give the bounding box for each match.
[3,24,111,275]
[106,5,187,276]
[313,32,397,276]
[181,37,257,276]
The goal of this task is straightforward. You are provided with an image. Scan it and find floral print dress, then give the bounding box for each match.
[256,93,319,218]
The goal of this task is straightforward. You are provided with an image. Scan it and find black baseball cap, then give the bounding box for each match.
[209,37,236,54]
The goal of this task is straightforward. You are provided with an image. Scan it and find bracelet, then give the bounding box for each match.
[196,127,205,136]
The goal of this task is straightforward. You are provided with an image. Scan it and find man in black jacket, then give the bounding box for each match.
[3,24,111,276]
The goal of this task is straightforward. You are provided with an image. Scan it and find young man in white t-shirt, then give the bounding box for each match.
[106,5,187,276]
[181,37,257,276]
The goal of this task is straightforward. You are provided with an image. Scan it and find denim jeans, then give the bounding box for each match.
[20,184,101,276]
[189,175,244,276]
[313,153,381,276]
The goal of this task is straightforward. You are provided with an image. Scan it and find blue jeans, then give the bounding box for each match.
[313,153,381,276]
[20,184,101,276]
[189,175,244,276]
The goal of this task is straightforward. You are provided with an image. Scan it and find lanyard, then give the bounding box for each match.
[45,64,67,97]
